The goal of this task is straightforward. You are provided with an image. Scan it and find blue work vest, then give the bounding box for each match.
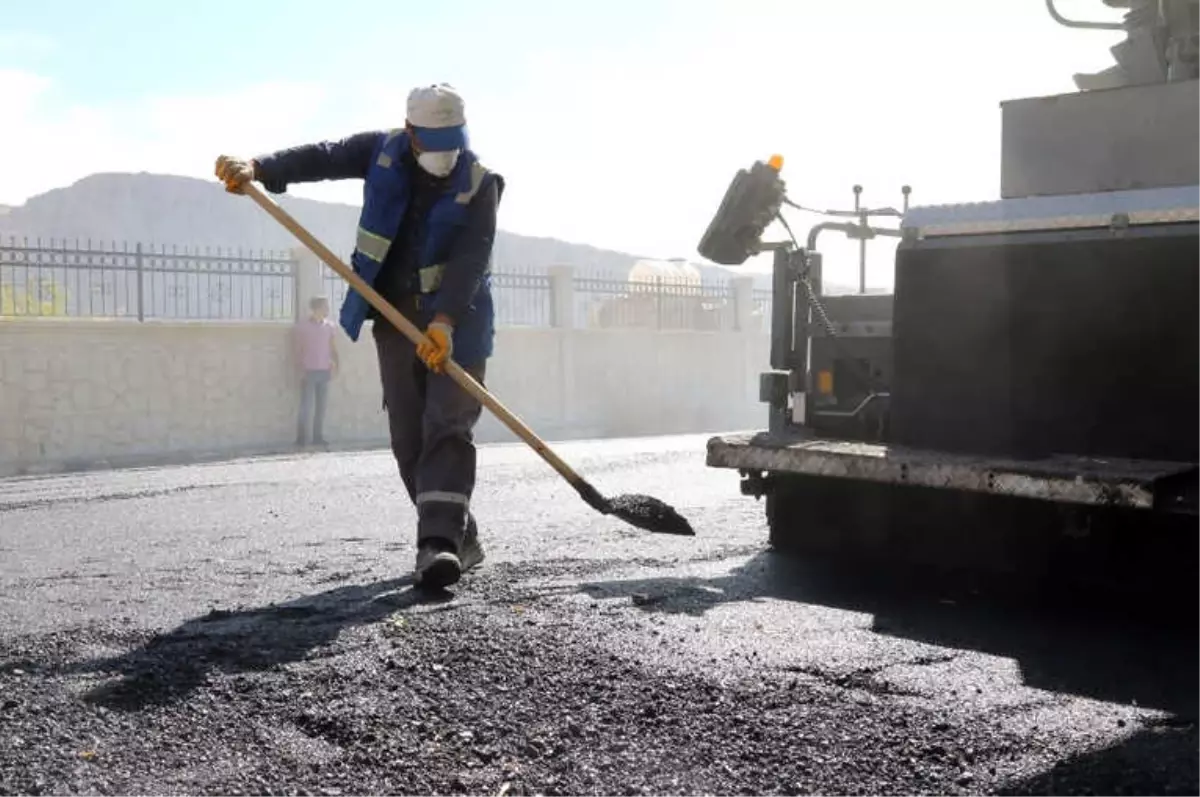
[338,130,500,364]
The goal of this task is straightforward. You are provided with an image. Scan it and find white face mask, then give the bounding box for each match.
[417,150,460,177]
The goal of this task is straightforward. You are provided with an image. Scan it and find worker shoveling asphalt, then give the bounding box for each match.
[215,84,692,590]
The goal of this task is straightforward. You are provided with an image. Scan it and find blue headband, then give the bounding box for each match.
[410,124,468,152]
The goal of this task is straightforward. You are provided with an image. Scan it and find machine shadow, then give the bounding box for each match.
[574,549,1199,717]
[74,576,447,712]
[996,723,1199,796]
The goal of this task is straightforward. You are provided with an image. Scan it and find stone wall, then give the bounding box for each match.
[0,318,769,477]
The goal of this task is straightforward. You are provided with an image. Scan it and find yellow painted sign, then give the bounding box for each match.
[1,278,67,317]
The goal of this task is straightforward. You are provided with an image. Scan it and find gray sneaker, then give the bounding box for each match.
[414,544,462,589]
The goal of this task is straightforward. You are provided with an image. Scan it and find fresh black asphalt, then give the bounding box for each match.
[1,435,1195,795]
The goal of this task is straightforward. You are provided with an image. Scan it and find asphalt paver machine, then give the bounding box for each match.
[699,0,1199,593]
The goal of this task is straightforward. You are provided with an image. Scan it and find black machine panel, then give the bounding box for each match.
[891,222,1199,463]
[806,293,894,442]
[890,242,1017,456]
[808,336,893,442]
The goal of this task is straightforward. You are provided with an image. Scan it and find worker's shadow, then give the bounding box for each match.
[571,550,1199,718]
[73,577,449,712]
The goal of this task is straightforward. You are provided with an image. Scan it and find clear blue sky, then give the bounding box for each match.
[1,1,1125,284]
[0,0,685,103]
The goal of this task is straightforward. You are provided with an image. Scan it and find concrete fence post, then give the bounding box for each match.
[732,276,754,332]
[291,247,325,321]
[548,265,576,329]
[545,265,576,430]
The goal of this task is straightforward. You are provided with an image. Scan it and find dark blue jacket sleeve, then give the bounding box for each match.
[252,131,384,193]
[432,176,502,323]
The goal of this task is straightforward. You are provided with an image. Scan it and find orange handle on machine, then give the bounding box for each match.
[241,182,606,507]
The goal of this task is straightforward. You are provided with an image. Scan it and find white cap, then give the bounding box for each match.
[406,84,466,130]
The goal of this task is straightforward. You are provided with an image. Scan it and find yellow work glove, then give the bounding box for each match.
[214,155,256,194]
[417,320,454,373]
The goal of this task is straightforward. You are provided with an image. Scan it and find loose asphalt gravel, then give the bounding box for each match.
[0,434,1195,795]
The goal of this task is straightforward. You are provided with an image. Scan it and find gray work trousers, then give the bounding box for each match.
[372,315,485,552]
[297,369,331,443]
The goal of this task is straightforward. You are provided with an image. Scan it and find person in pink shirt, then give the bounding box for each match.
[293,295,339,447]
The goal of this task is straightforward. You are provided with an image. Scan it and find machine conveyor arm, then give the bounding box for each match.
[1044,0,1124,30]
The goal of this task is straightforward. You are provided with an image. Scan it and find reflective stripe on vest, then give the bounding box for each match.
[356,227,392,263]
[419,264,446,293]
[375,128,404,169]
[455,161,490,205]
[355,160,490,277]
[413,161,494,294]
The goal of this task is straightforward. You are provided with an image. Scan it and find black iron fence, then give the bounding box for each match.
[491,271,554,327]
[752,288,774,333]
[319,264,558,328]
[575,276,736,331]
[1,237,295,321]
[2,237,765,331]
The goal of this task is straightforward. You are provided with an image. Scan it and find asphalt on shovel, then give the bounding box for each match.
[240,181,694,537]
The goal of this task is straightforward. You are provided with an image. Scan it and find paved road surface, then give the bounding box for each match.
[0,435,1195,795]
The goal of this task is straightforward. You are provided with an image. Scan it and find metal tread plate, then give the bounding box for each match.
[707,432,1197,510]
[901,184,1200,238]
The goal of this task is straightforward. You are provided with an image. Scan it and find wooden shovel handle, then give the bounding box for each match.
[242,181,587,487]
